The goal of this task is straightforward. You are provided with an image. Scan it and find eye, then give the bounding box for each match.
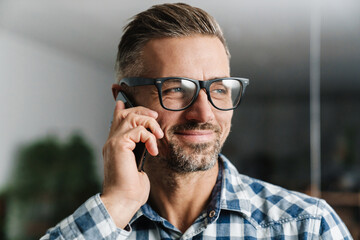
[212,88,227,94]
[171,87,183,93]
[211,84,228,95]
[163,87,184,94]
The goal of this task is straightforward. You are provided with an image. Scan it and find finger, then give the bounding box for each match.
[111,109,163,140]
[127,126,159,156]
[110,103,157,133]
[109,101,126,134]
[115,99,126,111]
[124,113,163,139]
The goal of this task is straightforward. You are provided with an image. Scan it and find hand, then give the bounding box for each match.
[101,101,163,229]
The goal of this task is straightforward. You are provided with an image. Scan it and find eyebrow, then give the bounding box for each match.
[206,76,231,80]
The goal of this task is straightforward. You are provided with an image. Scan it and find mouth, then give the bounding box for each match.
[174,130,215,143]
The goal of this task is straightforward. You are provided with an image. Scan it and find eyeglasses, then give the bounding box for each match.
[119,77,249,111]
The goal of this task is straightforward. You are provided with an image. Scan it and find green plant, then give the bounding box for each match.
[5,133,101,240]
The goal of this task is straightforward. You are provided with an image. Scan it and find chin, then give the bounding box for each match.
[164,139,221,173]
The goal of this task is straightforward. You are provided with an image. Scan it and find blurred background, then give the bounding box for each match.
[0,0,359,239]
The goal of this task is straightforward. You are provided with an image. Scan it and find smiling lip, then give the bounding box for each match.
[174,130,214,142]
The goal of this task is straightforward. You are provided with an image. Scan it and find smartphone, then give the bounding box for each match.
[116,91,147,171]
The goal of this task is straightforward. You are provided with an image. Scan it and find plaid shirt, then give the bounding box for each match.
[41,154,352,239]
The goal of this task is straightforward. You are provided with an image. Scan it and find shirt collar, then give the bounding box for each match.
[218,154,252,218]
[130,154,252,225]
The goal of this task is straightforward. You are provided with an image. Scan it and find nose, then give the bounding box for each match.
[184,89,215,123]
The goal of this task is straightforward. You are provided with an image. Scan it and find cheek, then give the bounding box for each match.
[155,113,169,132]
[155,113,179,158]
[155,111,178,141]
[156,109,185,130]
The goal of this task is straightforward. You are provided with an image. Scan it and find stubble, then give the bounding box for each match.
[161,122,222,173]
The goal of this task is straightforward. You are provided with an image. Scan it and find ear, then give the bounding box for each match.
[111,84,122,100]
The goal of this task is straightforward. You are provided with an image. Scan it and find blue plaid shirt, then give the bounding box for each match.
[41,154,352,239]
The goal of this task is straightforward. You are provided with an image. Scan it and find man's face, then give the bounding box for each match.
[134,35,233,172]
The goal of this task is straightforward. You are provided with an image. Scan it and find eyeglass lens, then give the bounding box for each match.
[160,79,242,110]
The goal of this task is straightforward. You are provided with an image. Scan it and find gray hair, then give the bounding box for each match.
[115,3,229,83]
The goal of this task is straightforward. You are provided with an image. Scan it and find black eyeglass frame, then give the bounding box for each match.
[119,77,249,111]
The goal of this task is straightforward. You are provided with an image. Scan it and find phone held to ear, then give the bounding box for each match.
[116,92,147,172]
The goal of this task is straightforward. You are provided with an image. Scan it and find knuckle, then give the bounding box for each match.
[146,117,156,125]
[127,111,136,118]
[136,125,147,132]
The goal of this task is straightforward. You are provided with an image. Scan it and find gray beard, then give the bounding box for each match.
[149,122,223,173]
[165,139,221,173]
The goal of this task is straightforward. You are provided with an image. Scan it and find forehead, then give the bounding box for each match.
[141,35,230,80]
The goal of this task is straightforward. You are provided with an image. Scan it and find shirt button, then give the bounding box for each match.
[209,210,216,218]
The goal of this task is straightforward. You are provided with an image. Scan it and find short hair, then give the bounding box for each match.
[115,3,229,83]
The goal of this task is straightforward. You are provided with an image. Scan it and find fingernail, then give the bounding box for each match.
[152,111,159,118]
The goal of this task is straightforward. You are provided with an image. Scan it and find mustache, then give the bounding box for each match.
[170,122,221,133]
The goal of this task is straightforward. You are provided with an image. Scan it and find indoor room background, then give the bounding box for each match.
[1,0,359,239]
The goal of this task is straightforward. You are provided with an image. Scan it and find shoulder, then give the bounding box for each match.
[221,155,336,223]
[219,155,352,238]
[242,174,322,221]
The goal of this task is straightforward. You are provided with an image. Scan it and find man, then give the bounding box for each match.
[42,3,352,239]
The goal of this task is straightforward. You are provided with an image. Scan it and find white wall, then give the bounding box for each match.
[0,30,115,188]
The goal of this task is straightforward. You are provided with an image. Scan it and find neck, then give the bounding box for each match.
[144,157,219,233]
